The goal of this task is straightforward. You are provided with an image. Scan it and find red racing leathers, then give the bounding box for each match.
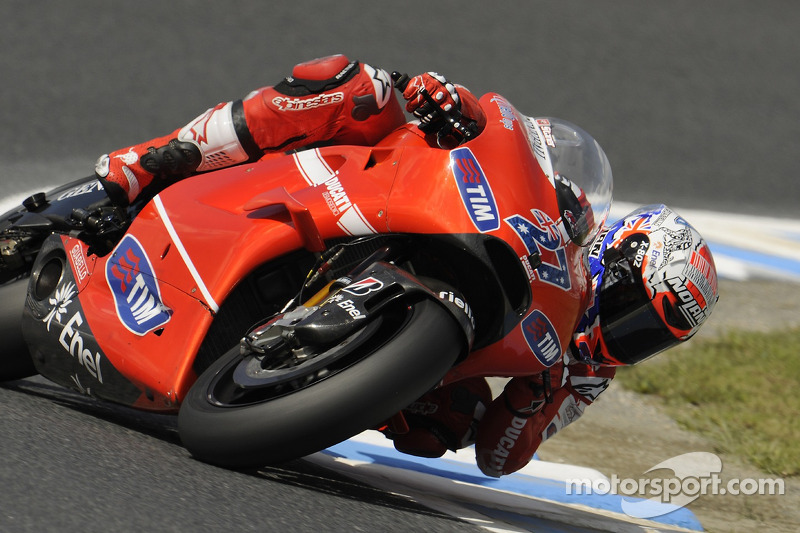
[94,54,609,478]
[475,357,616,477]
[95,55,484,206]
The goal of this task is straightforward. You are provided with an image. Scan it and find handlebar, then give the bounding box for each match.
[69,201,128,235]
[391,72,479,146]
[390,72,412,92]
[66,203,129,255]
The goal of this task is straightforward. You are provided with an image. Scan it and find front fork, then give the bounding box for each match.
[242,258,476,371]
[296,259,477,439]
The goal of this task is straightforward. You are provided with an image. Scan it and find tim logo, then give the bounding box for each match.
[105,235,171,336]
[521,310,562,367]
[342,277,384,297]
[450,147,500,233]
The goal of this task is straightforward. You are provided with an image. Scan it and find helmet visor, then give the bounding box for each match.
[598,253,679,365]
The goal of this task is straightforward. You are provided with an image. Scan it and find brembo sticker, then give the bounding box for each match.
[106,235,172,336]
[450,147,500,233]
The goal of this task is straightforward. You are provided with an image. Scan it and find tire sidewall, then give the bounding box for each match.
[178,299,464,467]
[0,278,37,381]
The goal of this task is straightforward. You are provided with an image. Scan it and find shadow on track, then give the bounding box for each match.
[1,375,465,525]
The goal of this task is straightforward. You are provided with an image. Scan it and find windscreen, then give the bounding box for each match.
[524,117,613,246]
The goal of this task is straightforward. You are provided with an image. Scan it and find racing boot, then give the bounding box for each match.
[95,134,202,206]
[95,55,407,206]
[95,98,263,206]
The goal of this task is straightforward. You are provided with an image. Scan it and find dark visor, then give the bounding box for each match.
[598,252,679,365]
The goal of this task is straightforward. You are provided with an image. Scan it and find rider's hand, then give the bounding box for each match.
[402,72,461,125]
[501,371,559,418]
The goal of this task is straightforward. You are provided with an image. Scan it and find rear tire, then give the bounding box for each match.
[178,298,464,468]
[0,278,37,381]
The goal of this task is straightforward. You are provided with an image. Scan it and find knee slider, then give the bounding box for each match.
[292,54,352,81]
[276,55,359,96]
[140,139,201,179]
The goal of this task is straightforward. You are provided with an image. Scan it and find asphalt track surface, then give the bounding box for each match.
[1,2,798,531]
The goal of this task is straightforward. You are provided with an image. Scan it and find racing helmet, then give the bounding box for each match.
[582,204,719,366]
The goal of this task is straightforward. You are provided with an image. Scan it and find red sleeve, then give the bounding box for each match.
[97,56,407,205]
[475,364,615,477]
[565,363,615,405]
[475,387,565,477]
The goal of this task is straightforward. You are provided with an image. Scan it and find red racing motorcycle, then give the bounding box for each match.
[0,78,612,467]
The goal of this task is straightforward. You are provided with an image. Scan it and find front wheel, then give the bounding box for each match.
[178,298,465,468]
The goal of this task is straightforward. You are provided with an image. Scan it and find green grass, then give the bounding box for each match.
[616,327,800,477]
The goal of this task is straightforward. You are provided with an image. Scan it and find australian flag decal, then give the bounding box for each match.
[105,235,171,336]
[450,147,500,232]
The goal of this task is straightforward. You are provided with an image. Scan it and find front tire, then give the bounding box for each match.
[178,298,464,468]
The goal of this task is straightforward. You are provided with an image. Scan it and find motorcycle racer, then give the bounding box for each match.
[94,54,486,206]
[472,203,719,476]
[389,204,718,477]
[92,55,718,477]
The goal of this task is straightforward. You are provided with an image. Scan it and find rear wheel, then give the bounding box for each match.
[178,298,464,468]
[0,278,37,381]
